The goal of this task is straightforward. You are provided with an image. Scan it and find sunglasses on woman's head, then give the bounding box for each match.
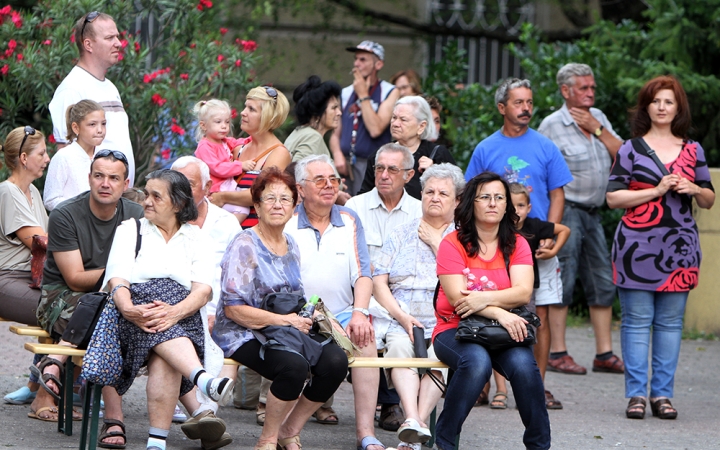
[18,126,36,154]
[263,86,278,100]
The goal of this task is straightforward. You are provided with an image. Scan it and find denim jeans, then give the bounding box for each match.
[433,329,550,450]
[618,288,688,398]
[558,204,616,307]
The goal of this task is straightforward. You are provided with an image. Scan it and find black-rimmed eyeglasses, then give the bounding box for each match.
[18,126,36,154]
[80,11,100,38]
[263,86,278,100]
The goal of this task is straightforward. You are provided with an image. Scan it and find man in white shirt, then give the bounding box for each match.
[49,11,135,186]
[344,143,422,432]
[172,156,239,450]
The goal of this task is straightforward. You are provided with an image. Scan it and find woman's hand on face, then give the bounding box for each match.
[286,314,313,334]
[496,309,528,342]
[455,290,490,318]
[673,176,701,196]
[417,156,433,173]
[655,174,680,197]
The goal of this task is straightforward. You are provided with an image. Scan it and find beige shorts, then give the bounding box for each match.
[382,332,448,389]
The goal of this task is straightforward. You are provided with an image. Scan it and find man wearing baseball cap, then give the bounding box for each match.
[330,40,400,195]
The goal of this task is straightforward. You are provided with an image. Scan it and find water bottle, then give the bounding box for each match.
[298,295,319,319]
[479,275,498,291]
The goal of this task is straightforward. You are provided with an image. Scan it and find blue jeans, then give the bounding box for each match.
[619,288,688,398]
[558,204,616,307]
[433,329,550,450]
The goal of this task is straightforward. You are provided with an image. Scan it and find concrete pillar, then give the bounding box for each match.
[686,168,720,334]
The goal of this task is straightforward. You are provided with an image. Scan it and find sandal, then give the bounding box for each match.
[255,444,277,450]
[28,406,59,422]
[397,418,431,444]
[357,436,386,450]
[29,356,64,402]
[313,405,339,424]
[544,390,563,410]
[98,418,127,449]
[626,396,646,419]
[490,391,508,410]
[650,397,677,420]
[277,435,302,449]
[474,390,489,407]
[256,402,266,426]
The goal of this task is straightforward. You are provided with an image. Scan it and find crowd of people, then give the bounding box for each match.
[0,10,716,450]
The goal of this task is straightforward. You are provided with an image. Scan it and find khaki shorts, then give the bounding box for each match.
[36,284,85,340]
[382,332,448,389]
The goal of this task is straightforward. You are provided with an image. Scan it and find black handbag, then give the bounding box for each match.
[61,219,142,349]
[432,258,541,351]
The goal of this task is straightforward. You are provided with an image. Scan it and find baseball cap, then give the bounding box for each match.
[346,40,384,61]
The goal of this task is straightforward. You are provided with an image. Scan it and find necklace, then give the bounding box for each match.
[257,226,284,255]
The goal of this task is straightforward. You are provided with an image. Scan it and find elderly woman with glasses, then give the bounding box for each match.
[213,167,348,450]
[209,86,291,229]
[0,126,50,325]
[359,95,456,199]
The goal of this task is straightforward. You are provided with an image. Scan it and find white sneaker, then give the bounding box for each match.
[173,405,188,423]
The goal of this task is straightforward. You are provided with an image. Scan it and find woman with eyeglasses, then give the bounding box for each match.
[209,86,291,229]
[213,167,348,450]
[432,172,550,450]
[359,95,455,199]
[0,126,50,326]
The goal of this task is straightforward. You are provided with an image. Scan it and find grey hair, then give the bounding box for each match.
[375,143,414,172]
[556,63,594,88]
[171,156,211,187]
[295,154,339,184]
[495,78,532,105]
[420,163,465,196]
[395,96,438,141]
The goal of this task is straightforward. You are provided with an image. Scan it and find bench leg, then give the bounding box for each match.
[58,358,75,436]
[424,407,460,449]
[79,382,102,450]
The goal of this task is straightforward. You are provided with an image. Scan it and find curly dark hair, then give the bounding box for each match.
[455,171,519,264]
[293,75,342,126]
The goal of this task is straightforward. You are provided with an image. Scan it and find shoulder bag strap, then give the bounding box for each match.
[428,145,440,163]
[252,143,284,164]
[134,218,142,258]
[636,137,670,176]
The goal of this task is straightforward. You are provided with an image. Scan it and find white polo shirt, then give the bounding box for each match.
[284,204,372,316]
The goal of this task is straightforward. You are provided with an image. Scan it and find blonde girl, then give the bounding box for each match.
[193,99,256,223]
[43,100,106,210]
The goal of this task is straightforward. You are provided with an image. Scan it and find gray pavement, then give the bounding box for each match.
[1,323,719,449]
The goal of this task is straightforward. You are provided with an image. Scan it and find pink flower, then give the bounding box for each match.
[143,74,151,83]
[43,39,52,45]
[217,54,225,62]
[179,50,187,57]
[197,0,213,10]
[120,39,128,49]
[151,93,167,106]
[189,43,196,49]
[231,108,238,119]
[48,134,56,144]
[0,64,8,76]
[16,53,23,61]
[161,148,171,160]
[134,42,141,53]
[220,27,228,35]
[180,73,189,80]
[70,34,76,43]
[234,59,241,68]
[11,11,22,28]
[240,40,257,52]
[0,5,11,16]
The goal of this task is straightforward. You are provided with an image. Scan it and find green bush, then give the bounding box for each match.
[0,0,260,185]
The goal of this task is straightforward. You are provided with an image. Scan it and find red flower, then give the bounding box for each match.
[180,73,189,80]
[234,59,241,68]
[120,39,128,49]
[197,0,213,10]
[11,11,22,28]
[134,42,141,53]
[8,40,16,50]
[143,74,151,83]
[217,54,225,62]
[43,39,52,45]
[179,50,187,57]
[170,119,186,136]
[151,93,167,106]
[70,34,76,43]
[240,40,257,52]
[231,108,238,119]
[0,64,8,76]
[220,27,228,35]
[161,148,171,160]
[189,43,196,49]
[48,134,56,144]
[658,268,699,292]
[16,53,23,61]
[0,5,11,16]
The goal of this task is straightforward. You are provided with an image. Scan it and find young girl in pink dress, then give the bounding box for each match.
[193,99,256,223]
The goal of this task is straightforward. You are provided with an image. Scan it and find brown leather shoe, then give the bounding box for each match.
[378,404,404,431]
[547,354,587,375]
[593,354,625,373]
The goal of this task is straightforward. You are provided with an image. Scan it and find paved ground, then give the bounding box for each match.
[1,322,719,449]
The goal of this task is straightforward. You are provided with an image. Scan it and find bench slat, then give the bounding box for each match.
[10,325,50,337]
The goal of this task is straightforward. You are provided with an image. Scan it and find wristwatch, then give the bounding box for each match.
[353,307,370,318]
[594,125,604,137]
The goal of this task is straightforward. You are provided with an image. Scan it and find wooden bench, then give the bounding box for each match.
[21,340,453,449]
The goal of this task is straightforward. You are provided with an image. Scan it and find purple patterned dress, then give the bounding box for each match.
[607,139,714,292]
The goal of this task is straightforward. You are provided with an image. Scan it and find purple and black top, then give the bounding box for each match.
[607,139,714,292]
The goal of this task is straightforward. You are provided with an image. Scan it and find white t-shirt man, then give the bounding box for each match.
[49,66,135,186]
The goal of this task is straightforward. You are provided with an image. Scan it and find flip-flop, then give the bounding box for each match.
[357,436,386,450]
[28,356,64,402]
[28,406,59,422]
[490,392,508,410]
[313,406,339,425]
